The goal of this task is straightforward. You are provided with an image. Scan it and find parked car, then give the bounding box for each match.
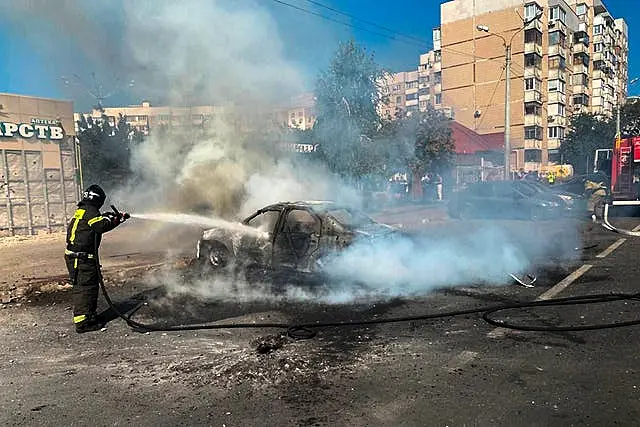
[447,181,568,220]
[196,201,397,279]
[516,180,588,215]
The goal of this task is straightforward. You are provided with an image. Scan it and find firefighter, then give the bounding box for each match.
[547,171,556,185]
[64,184,128,333]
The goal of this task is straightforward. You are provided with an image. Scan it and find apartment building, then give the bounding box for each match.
[439,0,628,172]
[76,93,318,134]
[74,102,228,135]
[379,70,420,119]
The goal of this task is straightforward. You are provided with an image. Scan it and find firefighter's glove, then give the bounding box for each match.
[105,211,128,226]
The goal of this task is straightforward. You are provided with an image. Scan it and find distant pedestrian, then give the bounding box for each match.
[547,172,556,185]
[435,173,443,201]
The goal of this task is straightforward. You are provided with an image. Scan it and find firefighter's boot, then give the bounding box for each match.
[74,313,106,333]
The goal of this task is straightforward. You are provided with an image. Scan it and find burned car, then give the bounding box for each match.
[195,201,396,279]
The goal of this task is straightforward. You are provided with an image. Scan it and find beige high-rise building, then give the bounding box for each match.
[440,0,628,172]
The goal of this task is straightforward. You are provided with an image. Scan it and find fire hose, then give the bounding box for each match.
[599,200,640,237]
[93,207,640,340]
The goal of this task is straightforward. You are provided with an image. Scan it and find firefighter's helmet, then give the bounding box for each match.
[81,184,106,208]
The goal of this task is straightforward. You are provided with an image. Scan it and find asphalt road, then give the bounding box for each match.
[1,214,640,426]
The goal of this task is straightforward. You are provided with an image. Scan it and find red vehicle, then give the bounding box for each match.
[594,136,640,201]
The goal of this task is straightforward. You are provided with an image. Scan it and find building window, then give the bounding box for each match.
[576,3,587,15]
[548,126,565,139]
[525,126,542,140]
[572,73,588,85]
[573,94,590,106]
[594,43,604,52]
[406,93,418,101]
[593,25,603,35]
[525,29,542,44]
[396,96,402,104]
[419,76,429,84]
[433,28,441,42]
[434,72,442,84]
[525,53,542,68]
[548,149,561,163]
[550,6,566,23]
[549,55,566,70]
[419,100,428,109]
[524,149,542,163]
[548,103,566,116]
[548,79,565,93]
[392,84,401,91]
[525,77,541,91]
[435,94,442,105]
[524,103,541,115]
[434,50,442,62]
[406,81,418,89]
[524,2,541,20]
[573,54,589,67]
[548,31,565,47]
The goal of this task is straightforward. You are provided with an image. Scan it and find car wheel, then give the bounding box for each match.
[200,241,232,271]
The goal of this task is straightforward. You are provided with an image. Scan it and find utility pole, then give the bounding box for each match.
[477,11,541,180]
[504,44,512,180]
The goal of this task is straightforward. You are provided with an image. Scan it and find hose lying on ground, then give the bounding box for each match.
[97,267,640,340]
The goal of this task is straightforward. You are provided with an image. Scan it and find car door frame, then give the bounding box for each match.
[271,207,323,270]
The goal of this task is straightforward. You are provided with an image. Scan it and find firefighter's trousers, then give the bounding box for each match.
[65,255,100,324]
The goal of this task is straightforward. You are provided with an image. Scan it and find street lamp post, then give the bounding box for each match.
[477,14,541,180]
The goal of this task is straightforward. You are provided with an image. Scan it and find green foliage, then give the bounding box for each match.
[313,40,389,178]
[561,102,640,174]
[560,113,615,174]
[76,113,137,191]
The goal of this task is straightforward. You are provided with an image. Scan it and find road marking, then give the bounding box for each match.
[596,238,626,258]
[487,264,593,338]
[445,350,478,372]
[536,264,593,300]
[633,224,640,232]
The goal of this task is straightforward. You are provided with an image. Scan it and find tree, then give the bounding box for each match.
[412,106,455,175]
[313,40,389,179]
[560,113,615,175]
[76,113,134,190]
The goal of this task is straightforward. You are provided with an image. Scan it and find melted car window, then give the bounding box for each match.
[327,209,373,228]
[246,210,280,232]
[285,210,320,234]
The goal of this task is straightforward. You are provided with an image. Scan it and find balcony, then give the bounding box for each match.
[525,90,542,103]
[548,19,567,34]
[573,63,589,75]
[572,84,589,95]
[524,67,542,79]
[548,45,567,58]
[434,83,442,93]
[547,115,567,126]
[573,43,589,55]
[593,51,604,62]
[525,18,543,32]
[547,139,561,150]
[548,68,567,81]
[524,115,542,126]
[525,42,543,56]
[432,61,441,73]
[548,91,566,104]
[524,139,542,149]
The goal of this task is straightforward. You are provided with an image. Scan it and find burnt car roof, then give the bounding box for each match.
[258,200,339,212]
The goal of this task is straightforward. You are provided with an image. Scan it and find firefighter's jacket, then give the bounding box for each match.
[66,202,117,255]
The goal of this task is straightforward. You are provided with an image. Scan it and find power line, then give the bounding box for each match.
[269,0,429,48]
[476,66,506,132]
[299,0,431,45]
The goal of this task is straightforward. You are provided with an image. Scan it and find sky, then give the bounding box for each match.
[0,0,636,111]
